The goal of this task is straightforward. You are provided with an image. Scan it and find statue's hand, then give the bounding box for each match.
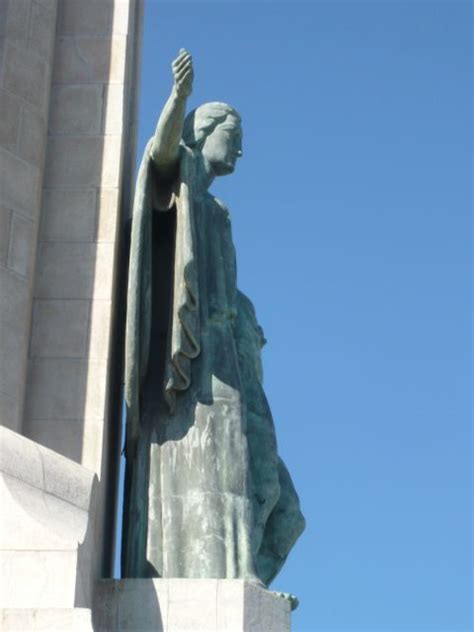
[172,49,193,99]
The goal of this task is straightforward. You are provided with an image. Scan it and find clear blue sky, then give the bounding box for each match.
[131,1,472,629]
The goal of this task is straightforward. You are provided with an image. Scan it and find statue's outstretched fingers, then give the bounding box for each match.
[175,62,193,82]
[175,54,191,72]
[172,50,189,70]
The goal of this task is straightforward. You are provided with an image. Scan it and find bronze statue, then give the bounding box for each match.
[122,50,304,586]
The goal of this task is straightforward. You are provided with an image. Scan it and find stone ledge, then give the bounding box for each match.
[94,579,291,632]
[0,425,95,510]
[0,427,99,609]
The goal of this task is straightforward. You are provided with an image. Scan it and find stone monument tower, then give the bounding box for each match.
[0,2,302,630]
[1,0,144,628]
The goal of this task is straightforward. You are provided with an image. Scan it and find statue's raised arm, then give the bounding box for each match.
[149,49,194,181]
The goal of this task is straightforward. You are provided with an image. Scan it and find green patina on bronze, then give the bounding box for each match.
[122,49,305,586]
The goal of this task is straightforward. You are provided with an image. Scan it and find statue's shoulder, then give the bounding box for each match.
[212,196,231,220]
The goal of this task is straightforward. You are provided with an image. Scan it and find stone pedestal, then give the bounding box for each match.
[94,579,291,632]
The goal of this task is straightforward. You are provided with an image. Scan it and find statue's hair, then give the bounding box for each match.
[182,102,241,149]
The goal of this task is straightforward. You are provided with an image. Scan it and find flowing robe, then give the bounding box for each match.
[122,140,304,580]
[235,292,306,585]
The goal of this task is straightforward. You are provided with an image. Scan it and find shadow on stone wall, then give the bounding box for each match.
[92,579,164,631]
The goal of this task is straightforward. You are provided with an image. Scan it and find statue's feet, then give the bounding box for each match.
[271,591,299,611]
[246,576,266,589]
[245,577,299,611]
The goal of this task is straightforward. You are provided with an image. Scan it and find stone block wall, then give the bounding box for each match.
[23,0,137,474]
[0,0,143,580]
[0,0,59,433]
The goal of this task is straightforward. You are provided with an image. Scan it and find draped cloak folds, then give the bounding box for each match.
[122,139,305,581]
[124,139,200,459]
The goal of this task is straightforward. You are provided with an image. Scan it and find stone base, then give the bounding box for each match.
[0,427,98,610]
[94,579,291,632]
[0,608,93,631]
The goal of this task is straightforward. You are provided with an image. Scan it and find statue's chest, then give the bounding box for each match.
[194,196,232,247]
[193,196,237,314]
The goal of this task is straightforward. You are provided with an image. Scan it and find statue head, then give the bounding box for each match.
[183,102,242,176]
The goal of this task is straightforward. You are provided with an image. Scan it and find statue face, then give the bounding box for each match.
[201,115,243,176]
